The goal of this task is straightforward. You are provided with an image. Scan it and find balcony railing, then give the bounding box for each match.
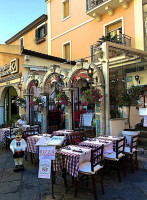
[86,0,109,12]
[91,34,131,62]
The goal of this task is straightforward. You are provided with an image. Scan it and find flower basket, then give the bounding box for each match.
[56,92,69,106]
[14,97,26,108]
[81,88,102,106]
[30,96,44,110]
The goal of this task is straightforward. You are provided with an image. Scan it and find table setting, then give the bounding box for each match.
[79,137,113,156]
[54,145,91,178]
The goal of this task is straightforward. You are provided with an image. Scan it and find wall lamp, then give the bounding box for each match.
[18,82,22,90]
[135,75,140,84]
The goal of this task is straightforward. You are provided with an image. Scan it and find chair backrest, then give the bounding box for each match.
[9,127,14,138]
[84,129,95,139]
[22,129,35,140]
[116,137,125,159]
[69,132,83,145]
[2,123,12,128]
[130,135,138,152]
[48,125,58,134]
[91,144,104,172]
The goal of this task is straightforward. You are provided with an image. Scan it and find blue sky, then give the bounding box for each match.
[0,0,47,44]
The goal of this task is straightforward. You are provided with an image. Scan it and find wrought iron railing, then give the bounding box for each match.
[86,0,109,12]
[91,34,132,62]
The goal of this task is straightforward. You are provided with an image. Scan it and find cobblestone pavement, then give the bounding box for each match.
[0,142,147,200]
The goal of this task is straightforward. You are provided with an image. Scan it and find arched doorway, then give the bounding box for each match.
[27,79,41,125]
[42,66,68,132]
[67,62,105,135]
[44,73,65,130]
[1,86,18,124]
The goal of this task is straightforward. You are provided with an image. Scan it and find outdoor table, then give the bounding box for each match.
[21,124,39,132]
[97,135,129,151]
[52,130,74,137]
[79,138,113,156]
[52,130,74,144]
[55,145,91,178]
[26,135,42,154]
[26,134,51,154]
[0,127,19,143]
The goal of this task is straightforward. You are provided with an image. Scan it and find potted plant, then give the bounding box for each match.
[56,92,69,106]
[30,96,44,111]
[81,88,102,106]
[116,85,142,144]
[14,97,26,108]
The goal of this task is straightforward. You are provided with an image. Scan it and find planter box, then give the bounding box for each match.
[139,108,147,116]
[122,130,140,146]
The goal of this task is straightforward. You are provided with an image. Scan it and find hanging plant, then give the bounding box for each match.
[30,96,44,109]
[56,92,69,106]
[14,97,26,108]
[81,88,102,106]
[116,85,143,129]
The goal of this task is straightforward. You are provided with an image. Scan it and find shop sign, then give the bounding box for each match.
[0,58,19,77]
[127,76,133,82]
[74,73,89,81]
[39,146,55,160]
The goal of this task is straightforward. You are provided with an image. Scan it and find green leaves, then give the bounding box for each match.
[116,85,142,108]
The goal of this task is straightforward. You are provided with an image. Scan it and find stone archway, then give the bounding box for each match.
[41,66,68,132]
[66,62,105,135]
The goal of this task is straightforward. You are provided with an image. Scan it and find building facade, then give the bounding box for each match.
[45,0,147,134]
[5,15,48,55]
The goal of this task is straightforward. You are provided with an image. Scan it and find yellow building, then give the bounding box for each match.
[5,15,48,55]
[0,44,75,132]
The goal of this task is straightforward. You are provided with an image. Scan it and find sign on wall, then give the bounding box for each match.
[0,58,19,77]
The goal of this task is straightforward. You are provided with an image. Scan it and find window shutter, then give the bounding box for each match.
[64,0,69,18]
[107,21,122,33]
[35,29,38,39]
[44,23,47,36]
[65,43,70,59]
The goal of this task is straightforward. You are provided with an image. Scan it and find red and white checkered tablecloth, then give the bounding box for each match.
[97,136,129,151]
[52,130,73,138]
[0,128,19,143]
[79,139,113,156]
[54,145,91,178]
[0,128,10,143]
[26,135,42,154]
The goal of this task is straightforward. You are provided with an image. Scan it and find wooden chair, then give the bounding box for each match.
[74,145,104,200]
[22,129,36,140]
[104,137,126,182]
[2,123,12,128]
[84,129,95,139]
[48,125,58,134]
[69,132,84,145]
[6,127,16,149]
[124,135,138,173]
[30,125,40,134]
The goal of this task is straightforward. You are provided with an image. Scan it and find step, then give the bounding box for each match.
[138,137,147,147]
[138,156,147,170]
[139,131,147,138]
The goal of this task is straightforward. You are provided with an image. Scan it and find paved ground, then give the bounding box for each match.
[0,142,147,200]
